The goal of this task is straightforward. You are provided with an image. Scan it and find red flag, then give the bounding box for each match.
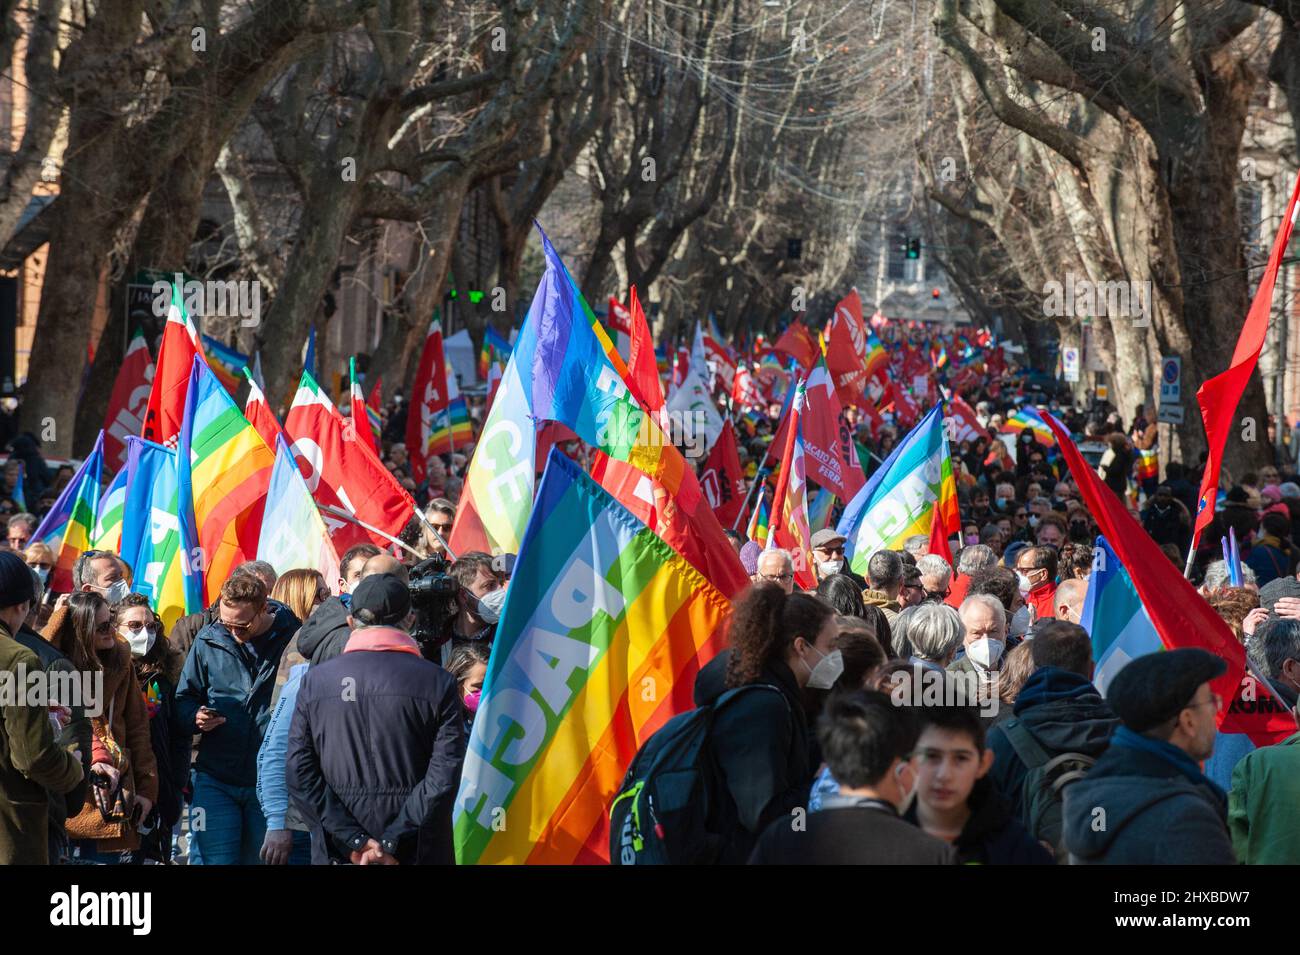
[103,331,154,473]
[927,497,953,567]
[142,284,203,448]
[888,379,920,429]
[731,362,761,410]
[671,347,690,391]
[767,382,815,591]
[1043,411,1295,747]
[773,321,818,371]
[591,451,750,599]
[945,394,984,444]
[350,360,379,457]
[703,333,735,397]
[243,371,285,451]
[699,421,747,528]
[366,375,383,412]
[406,319,450,485]
[625,286,664,413]
[606,296,632,336]
[284,370,416,553]
[1194,170,1300,539]
[823,289,870,405]
[771,359,865,503]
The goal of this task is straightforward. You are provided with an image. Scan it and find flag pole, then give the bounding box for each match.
[413,507,458,562]
[317,504,426,559]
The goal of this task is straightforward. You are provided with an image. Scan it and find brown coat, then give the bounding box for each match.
[42,606,160,837]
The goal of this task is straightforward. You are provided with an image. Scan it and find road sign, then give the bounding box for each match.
[1160,356,1181,405]
[1063,347,1080,382]
[1158,403,1184,425]
[1096,384,1109,401]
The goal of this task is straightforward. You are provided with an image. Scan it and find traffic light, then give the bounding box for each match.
[905,237,921,259]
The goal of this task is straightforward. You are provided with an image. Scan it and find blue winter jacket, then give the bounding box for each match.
[175,601,300,788]
[257,663,309,831]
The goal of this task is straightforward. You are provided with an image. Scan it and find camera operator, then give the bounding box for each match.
[432,553,505,664]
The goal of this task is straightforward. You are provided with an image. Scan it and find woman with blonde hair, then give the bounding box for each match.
[270,568,329,627]
[43,590,159,862]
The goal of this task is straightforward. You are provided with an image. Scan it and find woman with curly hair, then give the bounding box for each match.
[691,583,836,863]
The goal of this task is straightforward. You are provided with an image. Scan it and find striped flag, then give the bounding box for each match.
[32,431,104,592]
[91,465,127,553]
[349,357,380,455]
[837,404,959,576]
[1080,536,1161,694]
[242,366,285,450]
[453,449,732,864]
[11,462,24,511]
[142,281,204,448]
[428,356,473,457]
[256,435,341,591]
[746,486,770,545]
[201,334,250,396]
[1001,407,1055,447]
[768,380,814,590]
[119,436,196,630]
[365,375,383,446]
[177,356,275,606]
[808,486,836,533]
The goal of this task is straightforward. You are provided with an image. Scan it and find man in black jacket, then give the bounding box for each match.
[287,574,465,864]
[749,690,955,864]
[986,621,1118,822]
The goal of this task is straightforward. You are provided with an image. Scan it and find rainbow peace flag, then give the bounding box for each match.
[837,405,959,575]
[32,431,104,592]
[808,485,836,533]
[427,358,474,456]
[200,334,249,395]
[119,436,194,630]
[746,487,770,546]
[478,324,512,381]
[177,356,274,606]
[1001,407,1055,447]
[1136,447,1158,484]
[91,464,127,552]
[11,463,24,511]
[453,449,732,864]
[256,436,340,587]
[865,328,888,382]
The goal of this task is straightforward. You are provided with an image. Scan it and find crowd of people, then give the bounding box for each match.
[3,365,1300,866]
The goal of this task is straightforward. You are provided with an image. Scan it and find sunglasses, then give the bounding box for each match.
[119,621,157,634]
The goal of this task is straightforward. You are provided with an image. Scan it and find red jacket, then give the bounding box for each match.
[1026,581,1057,621]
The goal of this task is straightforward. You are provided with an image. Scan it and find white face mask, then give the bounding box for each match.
[33,566,49,584]
[967,637,1005,670]
[817,559,844,577]
[103,580,130,605]
[476,587,508,625]
[1016,571,1034,596]
[1028,515,1040,528]
[123,625,158,657]
[800,643,845,689]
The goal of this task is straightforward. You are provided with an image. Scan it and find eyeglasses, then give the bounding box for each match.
[815,546,845,557]
[759,572,794,582]
[430,522,453,533]
[221,619,256,636]
[1186,693,1223,713]
[119,621,157,635]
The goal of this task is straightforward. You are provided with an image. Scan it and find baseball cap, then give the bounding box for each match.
[349,573,411,626]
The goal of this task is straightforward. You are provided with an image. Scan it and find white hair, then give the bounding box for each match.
[916,554,953,584]
[957,544,996,575]
[1202,559,1256,592]
[959,593,1008,636]
[903,534,929,557]
[909,603,965,662]
[757,547,792,568]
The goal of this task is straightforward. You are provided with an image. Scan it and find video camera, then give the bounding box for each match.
[408,554,458,650]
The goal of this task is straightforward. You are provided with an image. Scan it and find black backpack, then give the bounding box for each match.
[1001,717,1095,860]
[609,684,785,865]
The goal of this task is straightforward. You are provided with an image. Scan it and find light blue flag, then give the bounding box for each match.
[1079,536,1162,694]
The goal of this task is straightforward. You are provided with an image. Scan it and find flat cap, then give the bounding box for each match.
[1106,648,1227,733]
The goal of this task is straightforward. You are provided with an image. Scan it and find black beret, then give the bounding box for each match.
[1106,648,1227,733]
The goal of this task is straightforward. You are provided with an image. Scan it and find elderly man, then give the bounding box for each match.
[903,535,930,559]
[1052,578,1088,625]
[950,594,1008,688]
[755,548,795,595]
[916,554,953,603]
[810,529,865,588]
